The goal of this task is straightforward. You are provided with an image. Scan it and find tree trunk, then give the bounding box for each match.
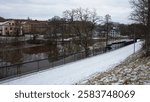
[146,0,150,54]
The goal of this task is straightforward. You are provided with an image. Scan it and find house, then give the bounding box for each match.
[109,22,121,37]
[22,20,48,35]
[0,19,49,37]
[109,27,120,37]
[0,20,23,36]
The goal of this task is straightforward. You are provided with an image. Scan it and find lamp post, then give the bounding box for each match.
[105,14,111,51]
[133,24,136,54]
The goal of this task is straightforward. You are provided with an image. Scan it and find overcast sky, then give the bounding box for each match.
[0,0,132,24]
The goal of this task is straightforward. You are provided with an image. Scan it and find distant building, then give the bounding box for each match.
[22,20,48,35]
[0,19,49,37]
[108,22,121,38]
[109,27,120,37]
[0,20,23,36]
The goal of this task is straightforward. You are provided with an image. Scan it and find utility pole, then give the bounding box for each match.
[105,14,111,50]
[133,24,136,54]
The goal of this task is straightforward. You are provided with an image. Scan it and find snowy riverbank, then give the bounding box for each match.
[1,41,143,85]
[78,50,150,85]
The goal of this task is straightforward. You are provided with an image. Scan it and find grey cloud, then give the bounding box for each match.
[0,0,132,23]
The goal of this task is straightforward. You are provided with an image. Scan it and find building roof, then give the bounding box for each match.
[0,21,10,25]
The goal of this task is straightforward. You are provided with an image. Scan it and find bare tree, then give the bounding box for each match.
[130,0,148,25]
[47,16,62,42]
[146,0,150,54]
[63,8,100,56]
[130,0,150,54]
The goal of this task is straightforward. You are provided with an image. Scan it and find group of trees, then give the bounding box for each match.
[47,8,100,56]
[48,6,149,56]
[130,0,150,55]
[119,23,146,38]
[63,8,100,56]
[46,1,150,57]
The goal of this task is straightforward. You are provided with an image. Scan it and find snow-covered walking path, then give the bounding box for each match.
[1,41,142,85]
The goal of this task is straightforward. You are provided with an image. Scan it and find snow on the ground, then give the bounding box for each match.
[79,50,150,85]
[0,41,143,85]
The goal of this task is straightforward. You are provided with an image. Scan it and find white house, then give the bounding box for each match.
[109,27,121,37]
[0,20,23,36]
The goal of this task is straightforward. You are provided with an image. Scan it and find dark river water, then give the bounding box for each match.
[0,41,83,66]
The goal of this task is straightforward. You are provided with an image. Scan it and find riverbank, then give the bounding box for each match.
[1,41,142,85]
[78,50,150,85]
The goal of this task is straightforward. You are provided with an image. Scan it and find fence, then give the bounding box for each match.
[0,40,135,81]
